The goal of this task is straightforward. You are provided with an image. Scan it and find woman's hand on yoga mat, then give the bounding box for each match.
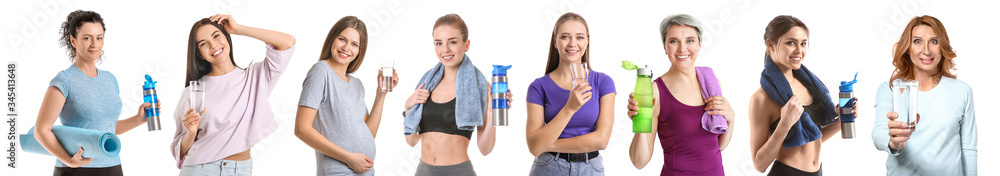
[405,83,430,111]
[63,147,93,168]
[345,152,373,173]
[705,96,735,122]
[182,108,204,134]
[625,92,655,119]
[779,95,804,127]
[566,82,593,112]
[886,112,920,150]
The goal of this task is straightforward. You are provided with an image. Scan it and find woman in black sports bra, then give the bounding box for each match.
[748,15,860,176]
[401,14,512,176]
[420,95,473,139]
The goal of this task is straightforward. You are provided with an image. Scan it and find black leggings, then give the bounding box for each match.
[768,160,821,176]
[53,165,123,176]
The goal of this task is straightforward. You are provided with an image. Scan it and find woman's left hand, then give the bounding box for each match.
[209,14,243,35]
[704,96,735,122]
[486,83,513,109]
[377,69,399,92]
[836,97,859,119]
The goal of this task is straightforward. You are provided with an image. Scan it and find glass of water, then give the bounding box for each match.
[380,60,394,92]
[189,80,205,113]
[891,79,918,131]
[569,62,589,89]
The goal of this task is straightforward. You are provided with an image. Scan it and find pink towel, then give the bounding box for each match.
[696,67,728,134]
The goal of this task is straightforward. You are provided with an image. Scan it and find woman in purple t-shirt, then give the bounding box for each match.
[525,12,616,176]
[624,14,735,176]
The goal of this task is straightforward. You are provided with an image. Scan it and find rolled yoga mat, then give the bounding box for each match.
[20,126,121,158]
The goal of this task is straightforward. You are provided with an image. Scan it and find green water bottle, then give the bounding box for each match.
[622,61,653,133]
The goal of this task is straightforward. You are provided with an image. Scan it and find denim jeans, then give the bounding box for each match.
[528,152,604,176]
[179,158,253,176]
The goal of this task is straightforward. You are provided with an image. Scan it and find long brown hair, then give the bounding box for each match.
[763,15,809,57]
[890,15,957,83]
[545,12,590,74]
[319,16,368,73]
[185,18,236,87]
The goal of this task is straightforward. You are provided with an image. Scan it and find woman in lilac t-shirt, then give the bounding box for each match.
[170,14,296,176]
[525,12,615,176]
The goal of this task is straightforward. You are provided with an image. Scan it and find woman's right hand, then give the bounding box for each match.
[625,92,656,120]
[209,14,244,35]
[565,82,593,112]
[778,95,804,127]
[182,108,204,134]
[404,83,429,111]
[377,69,399,93]
[62,147,93,168]
[344,152,374,173]
[627,93,638,118]
[887,112,920,150]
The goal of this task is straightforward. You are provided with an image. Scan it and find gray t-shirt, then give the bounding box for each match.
[298,61,375,176]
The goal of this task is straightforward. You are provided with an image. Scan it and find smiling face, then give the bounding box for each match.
[432,25,469,67]
[70,22,105,62]
[195,24,231,65]
[664,25,701,70]
[767,26,808,70]
[330,27,361,65]
[908,25,942,75]
[554,20,589,64]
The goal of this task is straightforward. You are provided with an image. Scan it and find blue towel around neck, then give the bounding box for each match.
[404,54,489,135]
[760,55,838,148]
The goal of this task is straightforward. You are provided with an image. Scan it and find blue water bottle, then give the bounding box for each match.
[491,65,512,126]
[143,74,161,131]
[839,73,858,139]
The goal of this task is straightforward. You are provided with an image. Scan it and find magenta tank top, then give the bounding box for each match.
[654,77,724,176]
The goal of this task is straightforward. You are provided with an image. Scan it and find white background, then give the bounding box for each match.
[2,0,997,175]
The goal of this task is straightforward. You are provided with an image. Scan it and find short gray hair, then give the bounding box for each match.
[659,14,703,44]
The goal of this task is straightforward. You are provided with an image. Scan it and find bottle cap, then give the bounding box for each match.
[621,60,652,77]
[621,60,638,70]
[143,74,157,89]
[839,72,858,92]
[492,65,512,75]
[637,65,652,77]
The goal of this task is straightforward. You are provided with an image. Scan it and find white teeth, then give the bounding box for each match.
[792,57,801,61]
[677,55,689,59]
[444,56,453,59]
[339,52,349,57]
[567,50,578,53]
[213,49,223,56]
